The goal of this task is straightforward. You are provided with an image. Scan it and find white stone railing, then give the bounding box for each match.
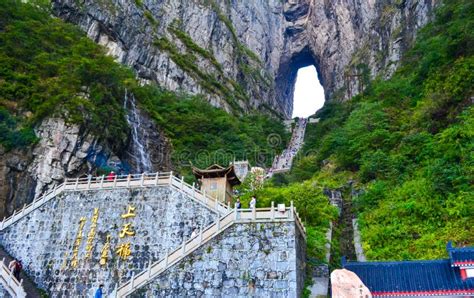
[169,175,230,215]
[115,203,306,297]
[0,258,26,298]
[0,172,229,231]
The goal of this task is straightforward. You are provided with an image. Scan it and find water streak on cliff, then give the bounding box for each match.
[123,90,153,173]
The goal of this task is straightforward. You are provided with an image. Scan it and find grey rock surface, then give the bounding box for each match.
[52,0,437,118]
[0,107,171,218]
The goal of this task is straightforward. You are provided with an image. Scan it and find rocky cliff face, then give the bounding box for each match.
[52,0,436,118]
[0,114,171,218]
[0,118,110,216]
[0,0,437,216]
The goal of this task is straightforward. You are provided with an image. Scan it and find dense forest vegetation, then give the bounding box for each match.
[1,0,472,285]
[262,0,473,262]
[0,0,288,173]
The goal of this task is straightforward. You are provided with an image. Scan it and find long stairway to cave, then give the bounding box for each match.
[268,118,307,177]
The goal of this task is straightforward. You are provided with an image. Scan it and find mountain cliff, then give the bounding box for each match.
[0,0,436,218]
[52,0,436,118]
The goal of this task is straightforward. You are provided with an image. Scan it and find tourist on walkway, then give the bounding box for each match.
[235,198,241,209]
[8,259,16,275]
[249,196,256,209]
[190,229,197,239]
[94,284,104,298]
[106,171,116,181]
[13,260,22,280]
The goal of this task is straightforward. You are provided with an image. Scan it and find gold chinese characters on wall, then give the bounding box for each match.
[85,208,99,259]
[70,217,86,268]
[116,205,137,261]
[66,205,138,268]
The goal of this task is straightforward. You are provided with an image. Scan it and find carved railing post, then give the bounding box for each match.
[99,175,105,189]
[130,272,135,290]
[234,204,238,220]
[181,239,186,255]
[290,200,294,219]
[148,260,152,278]
[164,249,169,267]
[271,201,275,220]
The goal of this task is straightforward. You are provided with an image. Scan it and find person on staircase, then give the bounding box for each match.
[94,284,104,298]
[8,259,16,275]
[13,259,22,281]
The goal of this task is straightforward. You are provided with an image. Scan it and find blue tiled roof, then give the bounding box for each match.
[343,259,474,295]
[447,241,474,267]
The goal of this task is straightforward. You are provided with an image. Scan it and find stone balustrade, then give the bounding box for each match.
[0,258,26,298]
[116,203,306,297]
[0,172,230,231]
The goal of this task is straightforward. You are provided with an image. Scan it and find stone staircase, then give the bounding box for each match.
[268,118,307,177]
[0,172,306,297]
[0,247,41,298]
[115,203,306,297]
[0,172,229,232]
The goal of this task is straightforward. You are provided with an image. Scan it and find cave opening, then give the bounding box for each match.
[292,65,325,118]
[275,47,326,119]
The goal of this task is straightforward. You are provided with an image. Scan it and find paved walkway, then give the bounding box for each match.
[267,118,307,177]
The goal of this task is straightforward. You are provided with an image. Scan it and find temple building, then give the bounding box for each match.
[192,164,241,203]
[342,242,474,297]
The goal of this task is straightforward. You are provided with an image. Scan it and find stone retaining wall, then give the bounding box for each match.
[138,221,305,297]
[0,186,217,296]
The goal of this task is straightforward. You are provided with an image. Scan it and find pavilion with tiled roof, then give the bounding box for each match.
[192,164,241,204]
[342,242,474,297]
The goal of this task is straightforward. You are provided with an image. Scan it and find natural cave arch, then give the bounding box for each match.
[275,47,327,119]
[292,65,325,118]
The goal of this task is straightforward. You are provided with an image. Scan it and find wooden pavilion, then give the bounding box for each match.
[192,164,241,204]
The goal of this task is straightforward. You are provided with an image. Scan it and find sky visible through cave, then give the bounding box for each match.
[292,65,325,118]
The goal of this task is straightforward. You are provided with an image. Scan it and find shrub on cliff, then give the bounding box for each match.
[288,0,474,260]
[0,0,288,171]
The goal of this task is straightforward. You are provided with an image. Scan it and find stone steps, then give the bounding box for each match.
[268,118,307,178]
[115,205,303,297]
[0,247,42,298]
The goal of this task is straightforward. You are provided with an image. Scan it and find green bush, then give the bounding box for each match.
[0,0,289,170]
[285,0,474,260]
